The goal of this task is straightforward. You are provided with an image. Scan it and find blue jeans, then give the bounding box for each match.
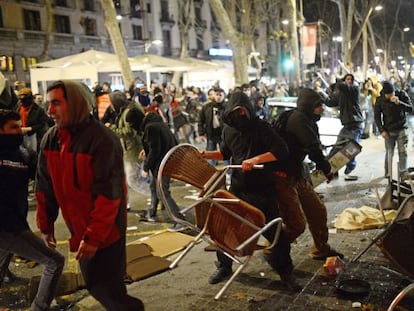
[329,125,363,175]
[384,129,408,177]
[0,230,64,311]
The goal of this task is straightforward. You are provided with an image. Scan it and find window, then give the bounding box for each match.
[54,0,68,7]
[162,30,171,55]
[130,0,141,18]
[0,56,14,72]
[80,17,97,36]
[132,25,143,40]
[83,0,95,11]
[54,15,71,33]
[196,36,203,50]
[0,7,3,28]
[160,0,169,20]
[23,9,41,31]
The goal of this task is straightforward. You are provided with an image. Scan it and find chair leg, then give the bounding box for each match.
[169,232,204,269]
[387,283,414,311]
[214,256,252,300]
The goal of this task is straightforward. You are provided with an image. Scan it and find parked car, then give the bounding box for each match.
[266,96,342,149]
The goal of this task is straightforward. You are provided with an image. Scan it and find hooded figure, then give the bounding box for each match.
[206,91,296,289]
[140,112,184,228]
[274,88,331,179]
[36,80,144,310]
[222,91,289,193]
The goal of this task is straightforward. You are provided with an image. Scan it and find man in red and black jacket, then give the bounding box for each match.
[36,80,144,311]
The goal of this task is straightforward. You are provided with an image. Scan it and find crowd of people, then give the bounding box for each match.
[1,69,414,309]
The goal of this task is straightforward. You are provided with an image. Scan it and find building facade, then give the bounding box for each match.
[0,0,227,86]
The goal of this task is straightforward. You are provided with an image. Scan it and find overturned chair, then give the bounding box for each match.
[157,143,283,299]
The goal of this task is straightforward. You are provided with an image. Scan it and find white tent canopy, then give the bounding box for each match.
[30,50,225,94]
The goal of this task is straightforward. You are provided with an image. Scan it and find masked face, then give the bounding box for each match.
[19,95,33,107]
[226,107,251,132]
[0,119,23,148]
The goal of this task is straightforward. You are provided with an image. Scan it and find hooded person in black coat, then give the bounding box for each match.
[272,88,343,261]
[203,91,299,290]
[140,112,186,230]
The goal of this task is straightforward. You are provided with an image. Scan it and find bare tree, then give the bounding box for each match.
[100,0,134,88]
[209,0,248,84]
[39,0,53,62]
[172,0,194,86]
[330,0,381,68]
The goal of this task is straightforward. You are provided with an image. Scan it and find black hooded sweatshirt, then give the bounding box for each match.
[274,88,330,180]
[142,112,177,173]
[221,91,289,194]
[0,134,36,232]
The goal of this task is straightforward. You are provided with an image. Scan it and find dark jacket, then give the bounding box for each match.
[326,81,364,127]
[17,102,54,139]
[198,100,225,139]
[0,134,36,232]
[374,90,413,133]
[36,80,126,252]
[276,88,331,180]
[142,113,177,173]
[221,92,289,194]
[0,81,18,111]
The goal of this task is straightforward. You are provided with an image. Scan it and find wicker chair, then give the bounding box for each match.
[157,145,283,299]
[206,189,283,299]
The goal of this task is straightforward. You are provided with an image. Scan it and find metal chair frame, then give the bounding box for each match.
[157,143,283,299]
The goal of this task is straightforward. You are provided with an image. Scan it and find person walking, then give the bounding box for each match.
[36,80,144,311]
[326,74,364,180]
[272,88,343,260]
[139,112,186,231]
[0,109,64,311]
[16,88,53,153]
[203,91,299,290]
[374,81,413,178]
[198,88,227,167]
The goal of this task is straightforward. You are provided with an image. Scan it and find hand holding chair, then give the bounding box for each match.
[157,143,284,299]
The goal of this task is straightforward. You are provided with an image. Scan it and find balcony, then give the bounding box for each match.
[160,14,175,27]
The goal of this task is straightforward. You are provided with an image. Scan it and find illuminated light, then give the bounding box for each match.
[391,60,396,67]
[152,39,163,45]
[376,49,383,53]
[282,19,289,25]
[374,5,383,11]
[209,48,233,57]
[283,58,294,70]
[116,15,122,20]
[403,27,410,32]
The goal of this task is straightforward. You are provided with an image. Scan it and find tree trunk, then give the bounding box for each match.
[39,0,53,62]
[210,0,248,85]
[172,0,193,86]
[287,0,301,83]
[100,0,134,88]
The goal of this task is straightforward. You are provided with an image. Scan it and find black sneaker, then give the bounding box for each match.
[279,272,302,292]
[208,265,232,284]
[312,249,344,260]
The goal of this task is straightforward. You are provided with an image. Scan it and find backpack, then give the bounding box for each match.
[270,109,295,137]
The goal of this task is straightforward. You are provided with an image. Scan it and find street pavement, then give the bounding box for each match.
[2,135,414,310]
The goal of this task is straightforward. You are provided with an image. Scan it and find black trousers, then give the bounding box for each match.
[79,237,144,311]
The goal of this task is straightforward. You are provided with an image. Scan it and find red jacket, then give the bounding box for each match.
[36,116,127,252]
